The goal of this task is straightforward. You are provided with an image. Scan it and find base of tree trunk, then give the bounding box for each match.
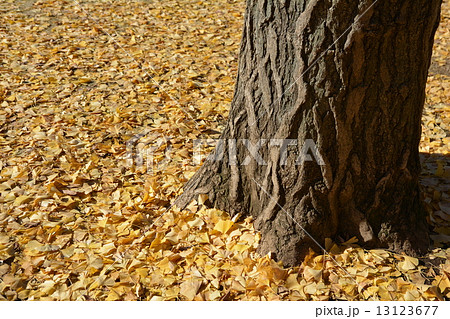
[176,153,430,266]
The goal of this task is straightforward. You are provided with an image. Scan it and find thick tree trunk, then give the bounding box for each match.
[176,0,442,266]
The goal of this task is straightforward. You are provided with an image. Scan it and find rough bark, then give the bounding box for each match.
[176,0,443,266]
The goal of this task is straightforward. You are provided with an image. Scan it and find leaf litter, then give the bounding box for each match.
[0,0,449,301]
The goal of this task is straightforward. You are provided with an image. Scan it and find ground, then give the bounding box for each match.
[0,0,449,301]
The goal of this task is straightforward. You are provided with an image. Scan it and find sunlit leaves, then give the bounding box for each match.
[0,0,449,301]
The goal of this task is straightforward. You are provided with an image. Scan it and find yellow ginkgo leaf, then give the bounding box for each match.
[231,243,250,253]
[213,220,234,234]
[285,274,302,291]
[398,256,419,271]
[438,275,450,293]
[307,268,323,282]
[180,278,203,300]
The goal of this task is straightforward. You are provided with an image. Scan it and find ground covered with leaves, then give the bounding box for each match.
[0,0,449,301]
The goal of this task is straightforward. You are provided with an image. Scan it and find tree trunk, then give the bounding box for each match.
[176,0,442,266]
